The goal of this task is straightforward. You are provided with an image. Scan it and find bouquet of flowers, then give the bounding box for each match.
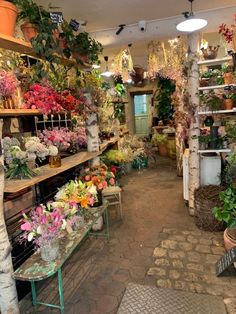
[54,180,97,208]
[70,127,87,152]
[20,204,66,247]
[81,164,116,191]
[0,71,19,98]
[3,136,58,179]
[219,14,236,43]
[38,127,75,152]
[23,83,63,115]
[105,149,127,164]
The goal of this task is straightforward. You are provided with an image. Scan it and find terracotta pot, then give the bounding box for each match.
[58,37,67,50]
[0,1,18,36]
[224,72,233,85]
[224,99,233,110]
[233,35,236,52]
[20,22,38,42]
[158,143,168,157]
[224,228,236,251]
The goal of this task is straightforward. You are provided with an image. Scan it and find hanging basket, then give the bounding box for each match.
[194,185,225,232]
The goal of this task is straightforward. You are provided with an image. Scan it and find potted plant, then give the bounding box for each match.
[200,90,223,112]
[201,45,220,60]
[151,133,168,157]
[222,65,234,85]
[0,0,18,36]
[223,93,236,110]
[213,187,236,251]
[198,133,211,150]
[70,32,103,65]
[15,0,50,42]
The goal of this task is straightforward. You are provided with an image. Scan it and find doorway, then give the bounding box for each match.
[134,94,151,137]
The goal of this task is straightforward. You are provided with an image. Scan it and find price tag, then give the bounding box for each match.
[69,19,80,31]
[50,12,64,24]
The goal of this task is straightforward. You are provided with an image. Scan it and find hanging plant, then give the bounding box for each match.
[112,48,134,82]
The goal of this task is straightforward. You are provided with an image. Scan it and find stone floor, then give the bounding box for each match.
[19,158,236,313]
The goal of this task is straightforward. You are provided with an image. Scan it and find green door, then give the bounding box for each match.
[134,94,151,137]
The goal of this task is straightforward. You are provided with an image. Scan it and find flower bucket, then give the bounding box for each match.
[40,238,59,262]
[20,22,38,42]
[49,154,61,168]
[0,1,18,36]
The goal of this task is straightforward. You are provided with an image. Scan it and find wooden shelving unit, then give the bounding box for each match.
[110,97,129,103]
[4,137,119,194]
[0,33,91,70]
[0,109,42,117]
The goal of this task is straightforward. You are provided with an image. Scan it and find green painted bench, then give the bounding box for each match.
[13,201,109,313]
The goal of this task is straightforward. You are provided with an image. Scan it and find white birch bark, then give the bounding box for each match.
[187,33,200,215]
[0,119,19,313]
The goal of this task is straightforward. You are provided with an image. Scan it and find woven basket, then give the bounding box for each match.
[194,185,225,232]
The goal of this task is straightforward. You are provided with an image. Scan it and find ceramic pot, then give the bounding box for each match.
[158,143,168,157]
[20,22,38,42]
[0,1,18,36]
[224,72,233,85]
[40,238,59,262]
[224,228,236,251]
[224,99,233,110]
[49,154,61,168]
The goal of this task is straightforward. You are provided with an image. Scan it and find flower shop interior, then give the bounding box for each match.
[1,0,236,313]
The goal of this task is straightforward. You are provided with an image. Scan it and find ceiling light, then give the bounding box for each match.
[176,0,207,32]
[101,56,113,77]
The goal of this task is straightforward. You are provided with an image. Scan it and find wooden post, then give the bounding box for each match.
[0,119,19,313]
[188,33,200,216]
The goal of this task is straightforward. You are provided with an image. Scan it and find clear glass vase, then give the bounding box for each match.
[40,238,59,262]
[49,154,61,168]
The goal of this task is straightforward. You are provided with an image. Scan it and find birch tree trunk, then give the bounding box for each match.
[176,123,185,177]
[0,119,19,313]
[187,33,200,216]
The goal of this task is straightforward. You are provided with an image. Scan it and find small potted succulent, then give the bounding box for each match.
[200,90,223,112]
[151,133,168,157]
[222,65,234,85]
[223,93,236,110]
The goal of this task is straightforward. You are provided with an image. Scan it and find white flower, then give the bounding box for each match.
[48,145,58,157]
[27,152,37,161]
[88,184,97,196]
[15,151,27,160]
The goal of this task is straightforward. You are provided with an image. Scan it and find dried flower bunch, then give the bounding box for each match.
[219,14,236,43]
[0,71,19,97]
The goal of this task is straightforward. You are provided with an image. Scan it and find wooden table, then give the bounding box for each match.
[13,202,109,313]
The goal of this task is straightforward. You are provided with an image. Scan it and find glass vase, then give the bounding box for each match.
[40,238,59,262]
[49,154,61,168]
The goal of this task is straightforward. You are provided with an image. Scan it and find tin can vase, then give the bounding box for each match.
[40,238,59,262]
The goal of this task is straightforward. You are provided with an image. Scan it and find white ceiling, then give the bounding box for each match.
[37,0,236,68]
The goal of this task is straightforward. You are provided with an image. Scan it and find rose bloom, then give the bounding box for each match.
[97,183,103,190]
[109,178,115,186]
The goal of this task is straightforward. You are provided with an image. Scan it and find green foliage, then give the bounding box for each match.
[151,133,168,144]
[221,64,233,73]
[114,83,126,97]
[200,91,223,111]
[223,93,236,100]
[114,102,126,124]
[222,152,236,186]
[200,69,221,79]
[226,123,236,140]
[154,77,175,124]
[70,32,103,64]
[15,0,50,25]
[213,187,236,228]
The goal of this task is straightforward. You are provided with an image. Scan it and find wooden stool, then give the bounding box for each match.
[102,186,123,219]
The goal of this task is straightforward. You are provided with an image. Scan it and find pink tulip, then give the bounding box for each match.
[36,206,43,215]
[21,222,32,231]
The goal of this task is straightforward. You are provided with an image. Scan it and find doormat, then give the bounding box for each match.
[117,283,226,314]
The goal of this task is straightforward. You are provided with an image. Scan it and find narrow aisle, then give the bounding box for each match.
[20,158,194,314]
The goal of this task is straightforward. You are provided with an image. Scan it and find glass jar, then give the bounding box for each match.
[40,238,59,262]
[49,154,61,168]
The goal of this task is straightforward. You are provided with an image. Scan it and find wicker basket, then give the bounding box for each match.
[194,185,225,232]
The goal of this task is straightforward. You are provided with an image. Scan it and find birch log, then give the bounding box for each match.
[0,119,19,313]
[187,33,200,216]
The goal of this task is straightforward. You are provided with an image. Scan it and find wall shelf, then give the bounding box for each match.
[4,137,119,194]
[0,33,91,70]
[0,109,42,117]
[198,57,231,66]
[198,84,236,91]
[198,109,236,115]
[198,149,231,154]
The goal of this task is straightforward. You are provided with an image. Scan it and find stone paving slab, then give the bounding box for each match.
[148,228,236,314]
[118,283,226,314]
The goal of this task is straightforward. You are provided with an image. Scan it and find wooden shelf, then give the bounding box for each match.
[198,84,236,91]
[198,57,231,66]
[0,33,91,70]
[198,149,231,153]
[198,109,236,115]
[0,109,42,117]
[4,137,119,194]
[110,97,129,103]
